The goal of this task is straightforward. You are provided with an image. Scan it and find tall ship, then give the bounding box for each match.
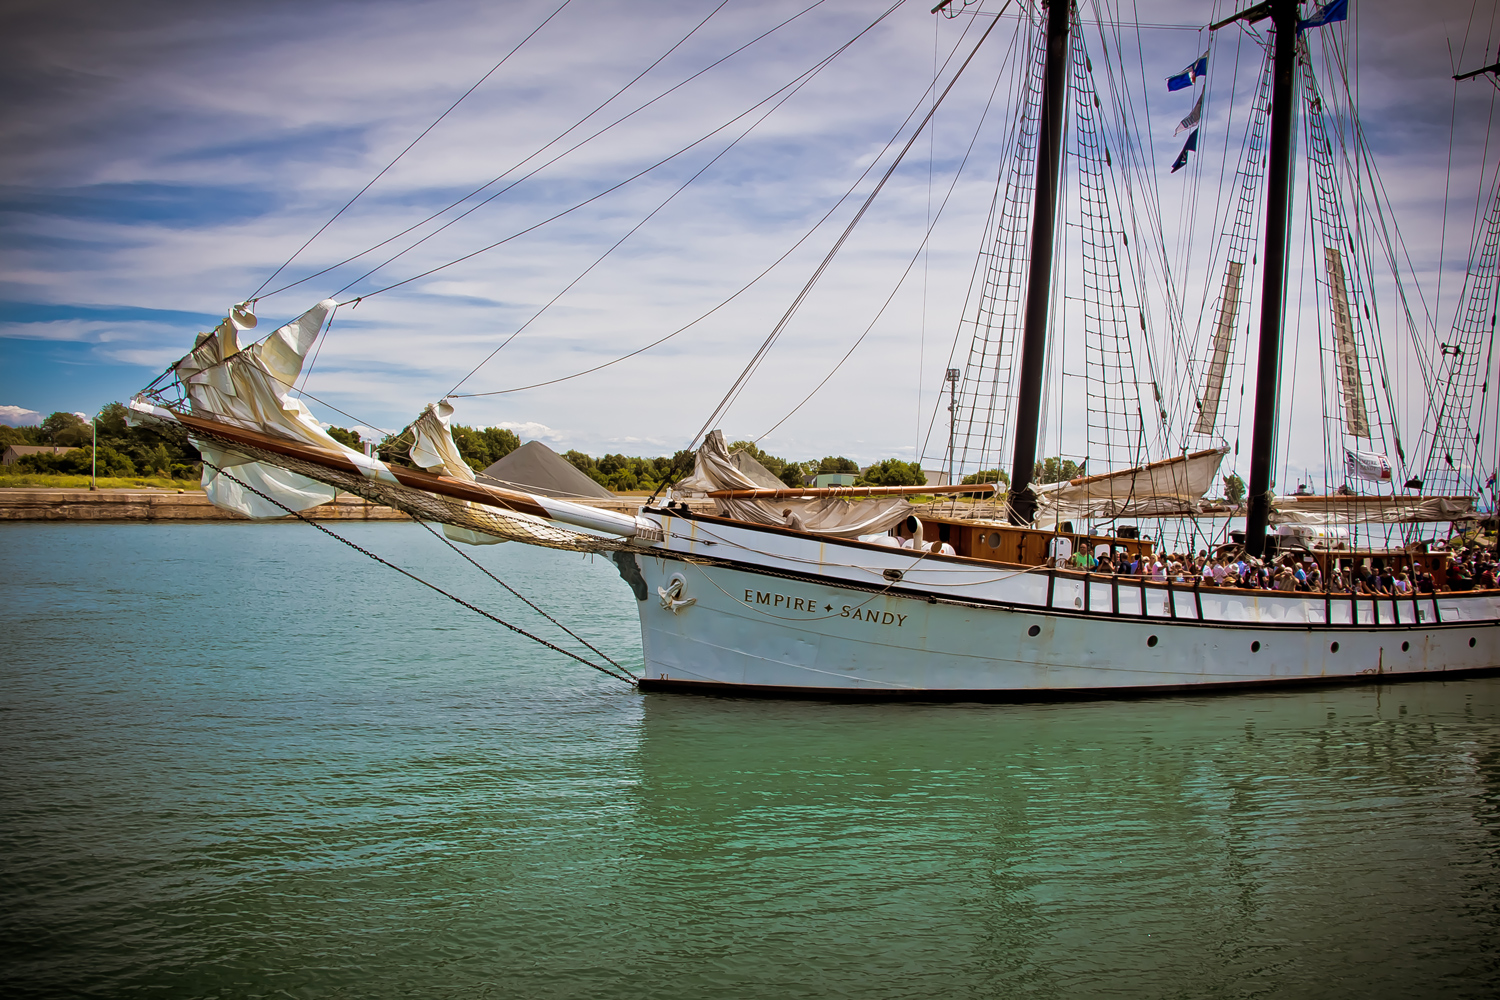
[131,0,1497,697]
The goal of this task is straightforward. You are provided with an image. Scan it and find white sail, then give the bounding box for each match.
[1269,493,1476,525]
[165,299,355,518]
[1031,447,1229,524]
[1325,247,1371,438]
[676,431,912,537]
[1192,261,1243,436]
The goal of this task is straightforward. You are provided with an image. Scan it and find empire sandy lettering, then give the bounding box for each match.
[840,606,907,627]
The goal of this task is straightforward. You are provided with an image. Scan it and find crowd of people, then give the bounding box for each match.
[1059,542,1498,594]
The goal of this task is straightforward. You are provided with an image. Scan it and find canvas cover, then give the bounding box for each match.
[410,400,511,545]
[1269,494,1475,525]
[1031,447,1228,525]
[675,430,911,537]
[478,441,615,499]
[169,300,353,518]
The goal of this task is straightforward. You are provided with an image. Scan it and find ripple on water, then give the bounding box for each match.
[1,522,1498,998]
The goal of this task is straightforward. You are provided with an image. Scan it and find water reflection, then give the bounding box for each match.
[627,681,1500,997]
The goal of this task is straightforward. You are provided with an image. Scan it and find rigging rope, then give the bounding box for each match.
[250,0,574,300]
[199,458,636,685]
[255,0,739,305]
[442,0,901,398]
[691,4,1007,449]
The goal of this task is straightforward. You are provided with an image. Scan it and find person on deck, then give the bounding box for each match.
[782,507,807,532]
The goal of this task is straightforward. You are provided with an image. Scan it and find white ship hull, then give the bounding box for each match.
[622,509,1500,698]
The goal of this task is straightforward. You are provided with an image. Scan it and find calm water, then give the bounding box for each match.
[2,522,1498,998]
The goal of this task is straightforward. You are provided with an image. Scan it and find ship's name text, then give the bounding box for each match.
[740,590,907,626]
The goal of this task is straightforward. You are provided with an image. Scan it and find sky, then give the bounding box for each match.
[1,0,1497,481]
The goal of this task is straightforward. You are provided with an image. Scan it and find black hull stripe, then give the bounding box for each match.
[637,664,1500,703]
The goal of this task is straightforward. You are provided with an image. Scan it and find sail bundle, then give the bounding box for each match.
[135,303,653,554]
[674,431,912,537]
[1029,447,1229,525]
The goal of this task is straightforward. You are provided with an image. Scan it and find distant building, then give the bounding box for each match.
[922,469,949,487]
[3,445,75,466]
[813,473,856,488]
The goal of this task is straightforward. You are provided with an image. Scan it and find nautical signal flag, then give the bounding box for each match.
[1167,50,1208,92]
[1175,93,1204,136]
[1170,128,1199,173]
[1299,0,1348,32]
[1345,448,1392,482]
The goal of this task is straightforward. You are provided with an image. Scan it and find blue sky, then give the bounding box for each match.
[2,0,1496,483]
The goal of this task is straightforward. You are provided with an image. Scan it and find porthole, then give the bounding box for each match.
[1147,635,1158,648]
[988,531,1002,548]
[1471,637,1477,648]
[1401,641,1410,652]
[1028,624,1041,637]
[1330,641,1340,653]
[1251,641,1261,653]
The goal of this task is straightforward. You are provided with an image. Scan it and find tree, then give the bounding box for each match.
[961,468,1011,487]
[327,426,363,450]
[0,424,45,447]
[819,456,859,474]
[18,445,135,477]
[859,459,926,487]
[450,424,520,472]
[42,411,90,446]
[1033,456,1082,485]
[1224,472,1246,506]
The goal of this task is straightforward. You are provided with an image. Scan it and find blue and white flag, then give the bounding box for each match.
[1170,128,1199,173]
[1299,0,1348,32]
[1175,92,1204,136]
[1167,50,1208,91]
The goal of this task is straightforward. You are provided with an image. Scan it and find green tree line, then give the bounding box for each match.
[1,404,201,479]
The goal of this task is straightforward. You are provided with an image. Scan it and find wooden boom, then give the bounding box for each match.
[704,482,999,500]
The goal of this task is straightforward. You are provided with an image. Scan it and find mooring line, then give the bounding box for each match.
[407,515,631,675]
[200,459,637,685]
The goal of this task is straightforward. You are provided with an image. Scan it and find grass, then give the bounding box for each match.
[0,473,202,490]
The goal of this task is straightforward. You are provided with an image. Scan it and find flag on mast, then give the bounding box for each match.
[1345,448,1392,482]
[1299,0,1348,32]
[1170,128,1199,173]
[1167,50,1208,91]
[1175,92,1204,135]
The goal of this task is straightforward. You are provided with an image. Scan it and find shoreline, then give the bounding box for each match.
[0,488,661,522]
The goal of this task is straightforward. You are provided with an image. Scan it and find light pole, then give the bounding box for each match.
[945,368,961,487]
[90,410,98,491]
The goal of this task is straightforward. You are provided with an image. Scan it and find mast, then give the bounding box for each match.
[1238,0,1299,557]
[1006,0,1072,525]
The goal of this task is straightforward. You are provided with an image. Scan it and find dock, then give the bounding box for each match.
[0,489,705,522]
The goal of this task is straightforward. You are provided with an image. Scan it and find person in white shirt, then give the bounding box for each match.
[782,507,807,532]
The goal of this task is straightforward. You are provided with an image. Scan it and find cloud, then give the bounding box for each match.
[0,0,1495,481]
[495,420,568,446]
[0,404,42,426]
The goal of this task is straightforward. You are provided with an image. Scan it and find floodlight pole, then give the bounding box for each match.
[946,368,961,486]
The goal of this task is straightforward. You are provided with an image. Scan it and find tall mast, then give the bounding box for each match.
[1235,0,1299,557]
[1006,0,1072,524]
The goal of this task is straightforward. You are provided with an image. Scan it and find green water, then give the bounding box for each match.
[2,523,1497,997]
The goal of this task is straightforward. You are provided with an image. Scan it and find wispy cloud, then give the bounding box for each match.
[1,0,1495,474]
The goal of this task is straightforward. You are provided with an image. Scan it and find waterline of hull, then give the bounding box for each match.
[626,512,1500,698]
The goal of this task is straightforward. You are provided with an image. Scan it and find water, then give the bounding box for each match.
[2,522,1498,998]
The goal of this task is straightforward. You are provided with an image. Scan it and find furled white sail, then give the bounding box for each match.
[1269,494,1475,525]
[1031,446,1229,525]
[675,430,911,537]
[1192,260,1243,436]
[1326,248,1371,437]
[166,300,355,518]
[410,400,510,545]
